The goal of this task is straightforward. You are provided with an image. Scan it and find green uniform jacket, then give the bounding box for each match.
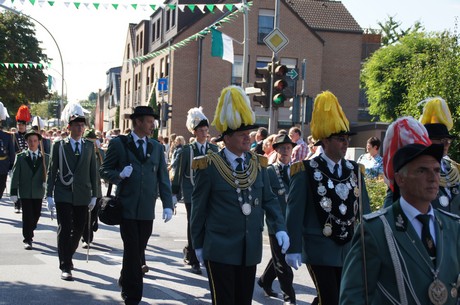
[171,142,218,202]
[340,201,460,305]
[286,156,371,267]
[46,137,98,206]
[99,134,173,220]
[191,151,286,266]
[266,163,289,235]
[10,151,49,199]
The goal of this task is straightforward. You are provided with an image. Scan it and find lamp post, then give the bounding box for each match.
[0,4,65,127]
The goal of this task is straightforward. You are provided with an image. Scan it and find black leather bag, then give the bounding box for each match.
[99,183,122,225]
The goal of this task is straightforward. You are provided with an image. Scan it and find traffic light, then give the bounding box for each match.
[253,65,271,109]
[272,62,288,108]
[289,96,300,124]
[162,102,172,122]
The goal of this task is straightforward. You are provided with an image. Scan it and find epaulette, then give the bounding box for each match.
[359,163,365,175]
[437,209,460,220]
[363,209,387,221]
[192,155,208,170]
[257,155,268,168]
[290,161,305,177]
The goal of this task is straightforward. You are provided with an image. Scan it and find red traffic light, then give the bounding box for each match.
[274,64,288,76]
[274,79,288,91]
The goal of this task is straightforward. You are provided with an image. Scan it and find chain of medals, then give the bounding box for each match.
[310,158,359,241]
[404,224,451,305]
[439,158,460,207]
[208,152,259,216]
[274,163,288,202]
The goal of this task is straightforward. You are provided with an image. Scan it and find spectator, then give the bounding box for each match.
[288,127,309,162]
[357,136,383,178]
[252,127,268,155]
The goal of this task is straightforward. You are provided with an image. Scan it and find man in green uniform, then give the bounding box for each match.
[340,143,460,305]
[191,85,289,305]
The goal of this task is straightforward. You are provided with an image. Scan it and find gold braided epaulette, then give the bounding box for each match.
[290,161,305,176]
[257,155,268,168]
[192,155,208,170]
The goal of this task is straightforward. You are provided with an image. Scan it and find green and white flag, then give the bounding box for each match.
[211,28,234,64]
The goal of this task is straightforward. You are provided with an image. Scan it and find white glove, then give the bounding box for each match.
[285,253,302,270]
[275,231,290,254]
[162,208,173,223]
[195,248,204,265]
[172,195,178,205]
[8,170,12,177]
[88,197,97,211]
[47,197,56,220]
[10,195,18,203]
[119,165,133,179]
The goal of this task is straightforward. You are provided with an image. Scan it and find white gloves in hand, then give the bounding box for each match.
[285,253,302,270]
[195,248,204,265]
[275,231,290,254]
[88,197,97,211]
[119,165,133,179]
[162,208,173,223]
[10,195,18,203]
[172,195,178,205]
[47,197,56,220]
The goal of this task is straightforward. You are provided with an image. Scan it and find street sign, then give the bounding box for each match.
[286,68,299,80]
[157,78,168,91]
[263,29,289,54]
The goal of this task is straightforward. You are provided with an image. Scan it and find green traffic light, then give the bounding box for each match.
[273,93,286,105]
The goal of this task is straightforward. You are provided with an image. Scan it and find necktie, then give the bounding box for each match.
[235,157,244,172]
[75,142,80,156]
[416,214,436,264]
[137,139,145,159]
[282,164,290,185]
[333,163,339,178]
[32,152,37,163]
[200,145,205,155]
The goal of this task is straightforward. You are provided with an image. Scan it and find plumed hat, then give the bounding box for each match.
[16,105,31,124]
[310,91,355,142]
[0,102,8,121]
[31,116,46,130]
[24,129,42,141]
[382,116,431,192]
[61,102,89,125]
[212,86,257,141]
[186,107,209,134]
[419,97,455,139]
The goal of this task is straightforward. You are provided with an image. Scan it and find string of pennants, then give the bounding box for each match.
[132,1,252,63]
[0,62,44,69]
[1,0,245,12]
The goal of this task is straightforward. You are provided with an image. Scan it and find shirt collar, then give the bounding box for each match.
[400,196,435,223]
[321,153,341,173]
[224,148,244,164]
[131,131,145,143]
[69,137,81,146]
[28,149,40,155]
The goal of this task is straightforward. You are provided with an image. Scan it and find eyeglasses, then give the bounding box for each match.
[329,136,351,143]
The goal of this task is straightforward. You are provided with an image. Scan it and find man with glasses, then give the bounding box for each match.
[420,97,460,215]
[285,91,371,305]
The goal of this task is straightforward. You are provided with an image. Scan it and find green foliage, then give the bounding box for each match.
[365,177,387,211]
[0,11,49,114]
[378,16,423,46]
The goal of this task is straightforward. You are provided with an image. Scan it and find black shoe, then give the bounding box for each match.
[23,242,32,250]
[183,247,190,265]
[257,278,278,298]
[61,271,73,281]
[190,264,202,275]
[141,265,149,274]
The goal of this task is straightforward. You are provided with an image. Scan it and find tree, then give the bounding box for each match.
[0,11,50,115]
[377,16,423,46]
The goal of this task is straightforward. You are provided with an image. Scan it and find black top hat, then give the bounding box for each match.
[424,123,456,140]
[24,129,42,141]
[68,114,86,124]
[215,124,259,142]
[130,106,159,120]
[393,143,444,173]
[272,134,297,149]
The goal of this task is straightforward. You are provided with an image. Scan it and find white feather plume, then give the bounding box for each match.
[186,107,208,133]
[32,116,45,129]
[60,102,89,125]
[0,102,7,121]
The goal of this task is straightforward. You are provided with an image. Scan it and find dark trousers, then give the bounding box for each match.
[260,234,295,302]
[184,202,199,265]
[205,260,256,305]
[55,202,87,271]
[119,219,153,305]
[307,264,342,305]
[82,199,100,244]
[21,198,42,243]
[0,173,6,199]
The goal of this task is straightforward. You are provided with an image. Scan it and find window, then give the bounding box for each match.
[166,9,171,31]
[156,19,161,39]
[231,55,243,86]
[258,9,274,44]
[160,58,164,78]
[152,23,156,42]
[165,55,169,77]
[140,31,143,50]
[171,8,176,28]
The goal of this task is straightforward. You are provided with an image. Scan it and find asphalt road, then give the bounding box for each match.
[0,182,316,305]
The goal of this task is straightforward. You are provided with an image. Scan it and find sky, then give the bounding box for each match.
[1,0,459,103]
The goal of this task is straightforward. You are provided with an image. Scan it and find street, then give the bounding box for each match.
[0,183,317,305]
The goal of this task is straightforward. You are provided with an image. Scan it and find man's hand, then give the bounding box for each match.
[285,253,302,270]
[162,208,173,223]
[195,248,204,265]
[88,197,97,211]
[10,195,18,203]
[119,165,133,179]
[47,197,56,220]
[275,231,290,254]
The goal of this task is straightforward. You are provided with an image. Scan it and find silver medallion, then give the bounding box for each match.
[339,203,347,215]
[354,187,360,197]
[254,198,259,206]
[278,189,285,195]
[327,179,334,189]
[236,188,241,193]
[452,188,459,195]
[318,183,327,196]
[346,182,352,189]
[428,278,448,305]
[242,203,252,216]
[350,177,357,188]
[451,287,457,299]
[439,195,450,207]
[309,159,318,168]
[314,170,323,181]
[346,160,354,169]
[235,179,239,185]
[322,223,332,237]
[320,197,332,212]
[335,183,349,201]
[248,194,253,201]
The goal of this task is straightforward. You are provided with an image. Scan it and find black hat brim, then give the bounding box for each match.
[215,124,259,142]
[24,131,42,141]
[393,143,444,173]
[314,131,356,146]
[130,113,160,120]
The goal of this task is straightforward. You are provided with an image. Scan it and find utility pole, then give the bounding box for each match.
[241,0,249,88]
[268,0,281,134]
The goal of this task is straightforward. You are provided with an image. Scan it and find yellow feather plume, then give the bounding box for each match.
[419,97,453,130]
[310,91,350,140]
[212,85,255,133]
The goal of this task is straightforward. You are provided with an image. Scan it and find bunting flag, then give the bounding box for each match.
[1,1,245,12]
[0,62,44,69]
[211,28,234,64]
